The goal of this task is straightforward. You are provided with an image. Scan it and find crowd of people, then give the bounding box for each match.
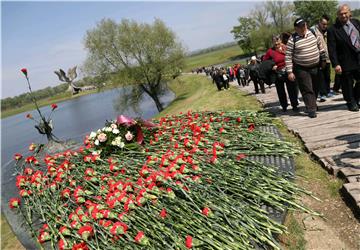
[198,4,360,119]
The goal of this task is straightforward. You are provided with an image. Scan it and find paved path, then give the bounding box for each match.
[230,80,360,213]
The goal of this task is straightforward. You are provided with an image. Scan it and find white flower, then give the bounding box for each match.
[105,127,112,132]
[94,139,99,146]
[110,123,117,129]
[125,131,134,141]
[111,136,122,146]
[89,132,97,139]
[111,137,125,148]
[112,128,120,134]
[92,150,102,156]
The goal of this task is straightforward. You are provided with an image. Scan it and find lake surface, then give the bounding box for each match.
[1,87,174,167]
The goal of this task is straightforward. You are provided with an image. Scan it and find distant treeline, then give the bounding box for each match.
[1,83,69,111]
[1,74,108,112]
[188,41,238,57]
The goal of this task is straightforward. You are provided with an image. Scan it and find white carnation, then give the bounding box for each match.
[89,132,97,139]
[94,139,99,146]
[112,128,120,134]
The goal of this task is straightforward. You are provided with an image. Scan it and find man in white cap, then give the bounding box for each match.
[248,56,265,94]
[285,17,327,118]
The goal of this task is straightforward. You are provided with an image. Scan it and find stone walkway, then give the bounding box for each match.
[230,81,360,213]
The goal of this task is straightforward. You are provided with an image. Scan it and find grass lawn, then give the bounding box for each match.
[183,45,243,72]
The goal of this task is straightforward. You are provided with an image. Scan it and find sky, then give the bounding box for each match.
[2,1,359,99]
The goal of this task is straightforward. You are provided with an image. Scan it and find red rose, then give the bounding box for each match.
[20,68,27,77]
[51,103,58,110]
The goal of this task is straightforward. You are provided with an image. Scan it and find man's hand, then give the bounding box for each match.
[288,72,296,81]
[272,65,278,71]
[335,65,342,74]
[320,61,327,70]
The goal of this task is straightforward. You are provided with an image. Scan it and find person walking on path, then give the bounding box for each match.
[312,14,333,101]
[263,35,299,112]
[248,56,265,94]
[285,17,327,118]
[327,4,360,112]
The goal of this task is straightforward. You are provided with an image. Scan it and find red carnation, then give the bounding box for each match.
[58,238,69,250]
[38,231,51,244]
[72,242,89,250]
[202,207,210,216]
[110,221,128,235]
[13,153,22,161]
[78,225,93,240]
[51,103,58,110]
[134,231,149,245]
[20,68,27,77]
[236,117,242,123]
[248,123,255,132]
[185,235,193,248]
[160,208,167,218]
[236,153,246,161]
[9,197,21,209]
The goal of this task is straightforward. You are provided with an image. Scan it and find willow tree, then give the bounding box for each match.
[83,18,185,112]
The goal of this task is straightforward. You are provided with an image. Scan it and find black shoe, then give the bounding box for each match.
[347,103,359,112]
[292,106,300,112]
[308,111,317,118]
[282,106,287,112]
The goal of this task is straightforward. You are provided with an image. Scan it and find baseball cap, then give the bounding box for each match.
[251,56,257,61]
[294,17,306,27]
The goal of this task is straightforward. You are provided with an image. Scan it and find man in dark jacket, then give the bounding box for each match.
[327,4,360,111]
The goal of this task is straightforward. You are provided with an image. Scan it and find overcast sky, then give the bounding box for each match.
[2,1,359,98]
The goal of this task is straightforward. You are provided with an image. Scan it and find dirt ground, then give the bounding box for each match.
[292,178,359,250]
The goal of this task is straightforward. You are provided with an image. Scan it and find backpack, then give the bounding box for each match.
[292,28,317,51]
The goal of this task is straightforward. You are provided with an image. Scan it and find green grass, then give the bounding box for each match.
[156,74,260,117]
[183,45,243,72]
[1,216,25,250]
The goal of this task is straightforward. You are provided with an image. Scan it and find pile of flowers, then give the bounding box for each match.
[9,111,317,250]
[83,115,156,157]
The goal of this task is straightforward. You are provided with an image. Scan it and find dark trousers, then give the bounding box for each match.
[341,69,360,105]
[252,78,265,94]
[333,74,342,92]
[318,63,331,96]
[294,66,319,112]
[275,72,299,109]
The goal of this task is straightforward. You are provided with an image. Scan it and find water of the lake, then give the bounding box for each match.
[1,87,174,167]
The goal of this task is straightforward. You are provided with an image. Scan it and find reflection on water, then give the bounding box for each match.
[1,87,174,166]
